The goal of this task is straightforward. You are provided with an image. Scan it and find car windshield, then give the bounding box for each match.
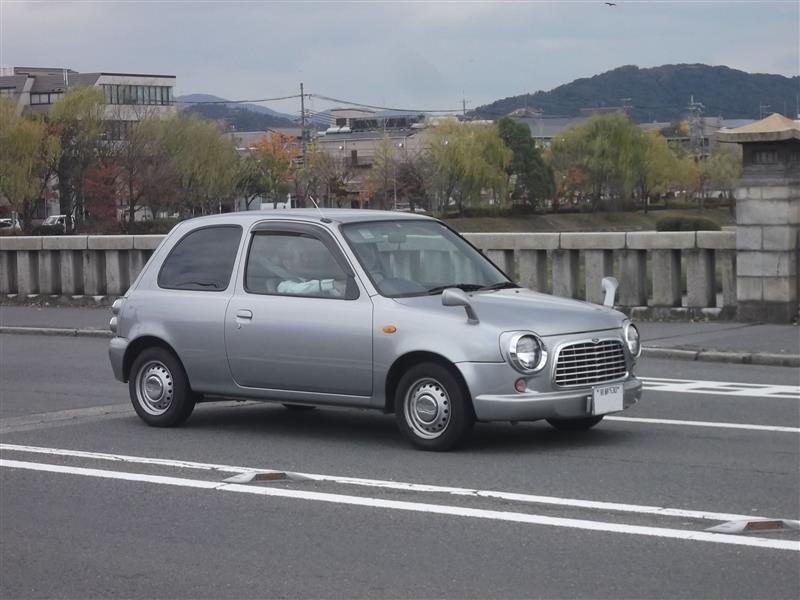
[42,216,60,225]
[341,220,513,298]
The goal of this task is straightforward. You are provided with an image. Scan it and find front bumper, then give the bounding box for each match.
[457,361,642,422]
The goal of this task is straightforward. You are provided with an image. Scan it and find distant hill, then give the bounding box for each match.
[474,64,800,122]
[177,94,298,130]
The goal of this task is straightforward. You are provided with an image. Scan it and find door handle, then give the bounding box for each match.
[236,309,253,320]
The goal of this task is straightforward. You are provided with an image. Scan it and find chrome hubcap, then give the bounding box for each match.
[136,361,174,415]
[405,378,450,439]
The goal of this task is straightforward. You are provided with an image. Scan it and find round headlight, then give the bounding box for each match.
[625,323,641,358]
[509,333,546,373]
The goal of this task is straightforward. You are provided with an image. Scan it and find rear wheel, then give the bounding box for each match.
[546,416,603,431]
[129,347,195,427]
[395,362,474,451]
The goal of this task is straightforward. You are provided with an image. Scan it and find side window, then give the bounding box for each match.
[245,231,355,299]
[158,225,242,291]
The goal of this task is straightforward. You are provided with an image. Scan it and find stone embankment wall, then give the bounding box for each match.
[1,231,738,320]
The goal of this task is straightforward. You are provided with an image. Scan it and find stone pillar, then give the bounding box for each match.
[616,250,647,307]
[719,251,737,309]
[83,250,105,296]
[518,250,548,292]
[552,250,580,299]
[61,251,83,296]
[583,250,614,305]
[686,249,717,308]
[560,232,625,304]
[128,250,149,285]
[485,249,514,280]
[88,235,134,297]
[105,250,130,296]
[0,252,16,294]
[718,118,800,322]
[651,250,682,307]
[15,251,38,295]
[37,250,58,295]
[44,236,88,296]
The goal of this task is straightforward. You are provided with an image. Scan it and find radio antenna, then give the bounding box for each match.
[308,196,331,223]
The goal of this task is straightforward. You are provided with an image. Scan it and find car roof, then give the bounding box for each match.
[185,208,433,226]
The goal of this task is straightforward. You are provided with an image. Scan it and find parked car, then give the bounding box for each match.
[108,209,642,450]
[0,218,21,231]
[36,214,69,235]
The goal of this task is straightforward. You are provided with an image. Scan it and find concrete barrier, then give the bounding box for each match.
[0,230,743,318]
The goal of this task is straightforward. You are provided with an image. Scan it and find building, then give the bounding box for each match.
[0,66,176,124]
[0,66,178,220]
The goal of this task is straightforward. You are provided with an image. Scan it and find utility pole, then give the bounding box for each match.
[300,82,307,207]
[687,95,705,155]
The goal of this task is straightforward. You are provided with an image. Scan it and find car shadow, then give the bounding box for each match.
[184,401,636,454]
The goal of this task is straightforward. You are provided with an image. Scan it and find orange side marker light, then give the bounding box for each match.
[382,325,397,334]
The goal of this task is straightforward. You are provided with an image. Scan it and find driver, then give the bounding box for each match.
[275,245,346,297]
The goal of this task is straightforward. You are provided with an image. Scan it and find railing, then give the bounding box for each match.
[463,232,736,317]
[1,232,736,317]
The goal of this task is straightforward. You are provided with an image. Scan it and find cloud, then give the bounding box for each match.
[1,0,797,111]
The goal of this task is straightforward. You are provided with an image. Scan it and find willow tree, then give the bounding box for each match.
[0,99,61,232]
[156,113,240,216]
[427,118,511,215]
[549,113,643,212]
[48,86,105,231]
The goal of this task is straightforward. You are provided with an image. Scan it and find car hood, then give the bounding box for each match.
[392,288,625,337]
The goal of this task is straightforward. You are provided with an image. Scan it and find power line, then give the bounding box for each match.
[309,94,462,114]
[179,93,303,105]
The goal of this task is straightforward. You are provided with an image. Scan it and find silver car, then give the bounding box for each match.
[109,209,642,450]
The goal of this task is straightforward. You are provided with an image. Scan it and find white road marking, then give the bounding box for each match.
[605,416,800,433]
[2,458,797,552]
[1,443,794,524]
[640,377,800,400]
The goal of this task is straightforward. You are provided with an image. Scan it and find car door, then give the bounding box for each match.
[224,222,373,398]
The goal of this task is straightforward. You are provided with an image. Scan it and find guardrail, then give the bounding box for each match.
[0,231,736,318]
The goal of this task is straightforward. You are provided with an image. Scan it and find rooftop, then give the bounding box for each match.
[717,113,800,143]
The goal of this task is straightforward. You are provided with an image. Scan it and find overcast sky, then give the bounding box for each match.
[1,0,798,116]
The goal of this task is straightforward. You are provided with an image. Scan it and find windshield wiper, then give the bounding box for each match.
[478,281,520,291]
[426,283,484,295]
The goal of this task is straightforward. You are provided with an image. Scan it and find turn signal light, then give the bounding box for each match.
[382,326,397,334]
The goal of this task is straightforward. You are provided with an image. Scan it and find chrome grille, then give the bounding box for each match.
[554,340,627,387]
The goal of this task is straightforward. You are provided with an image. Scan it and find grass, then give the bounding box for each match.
[444,207,736,233]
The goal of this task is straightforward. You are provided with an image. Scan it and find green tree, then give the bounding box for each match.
[427,119,511,215]
[700,144,742,211]
[496,117,554,209]
[48,86,106,232]
[365,135,399,210]
[0,99,61,232]
[548,113,644,212]
[159,113,240,216]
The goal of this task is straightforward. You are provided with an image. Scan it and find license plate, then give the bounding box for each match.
[592,383,624,415]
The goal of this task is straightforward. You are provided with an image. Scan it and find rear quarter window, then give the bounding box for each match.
[157,225,242,291]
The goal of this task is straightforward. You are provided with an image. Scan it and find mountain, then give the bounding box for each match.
[474,64,800,122]
[176,94,298,130]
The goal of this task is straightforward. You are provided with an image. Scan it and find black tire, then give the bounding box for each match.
[395,362,474,451]
[128,347,196,427]
[282,404,317,411]
[546,416,604,431]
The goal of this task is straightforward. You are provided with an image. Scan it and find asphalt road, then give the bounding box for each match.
[1,333,798,599]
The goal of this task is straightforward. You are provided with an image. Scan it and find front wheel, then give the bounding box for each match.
[129,347,196,427]
[395,362,474,451]
[546,416,603,431]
